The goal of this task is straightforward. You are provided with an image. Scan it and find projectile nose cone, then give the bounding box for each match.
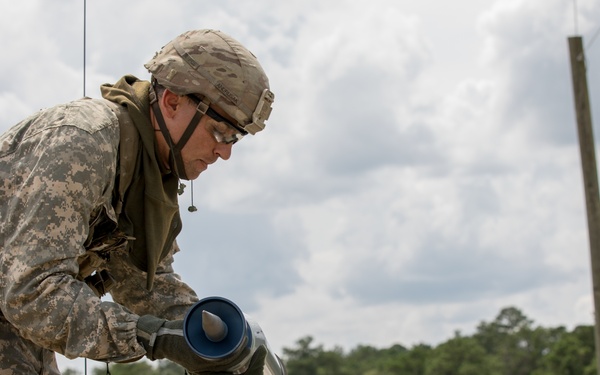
[202,310,229,342]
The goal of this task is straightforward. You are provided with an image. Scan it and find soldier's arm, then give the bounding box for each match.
[108,241,200,321]
[0,101,146,362]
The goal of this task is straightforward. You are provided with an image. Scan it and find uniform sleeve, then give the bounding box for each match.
[0,101,146,362]
[108,241,199,321]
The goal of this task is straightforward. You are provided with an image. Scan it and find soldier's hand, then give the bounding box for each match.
[240,345,267,375]
[136,315,251,374]
[208,345,267,375]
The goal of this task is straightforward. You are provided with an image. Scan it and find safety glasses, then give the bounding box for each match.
[188,95,247,145]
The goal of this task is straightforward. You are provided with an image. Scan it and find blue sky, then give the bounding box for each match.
[1,0,600,372]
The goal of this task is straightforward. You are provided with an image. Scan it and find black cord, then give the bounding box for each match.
[188,180,197,212]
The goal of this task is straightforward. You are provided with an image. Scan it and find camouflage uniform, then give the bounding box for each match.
[0,96,198,374]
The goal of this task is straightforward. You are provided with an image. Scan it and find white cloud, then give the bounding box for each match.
[2,0,600,372]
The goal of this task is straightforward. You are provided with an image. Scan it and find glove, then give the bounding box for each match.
[243,345,267,374]
[136,315,257,374]
[211,345,267,375]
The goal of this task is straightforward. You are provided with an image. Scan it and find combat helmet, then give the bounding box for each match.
[145,29,274,135]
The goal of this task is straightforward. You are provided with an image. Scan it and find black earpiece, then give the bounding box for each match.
[188,180,197,213]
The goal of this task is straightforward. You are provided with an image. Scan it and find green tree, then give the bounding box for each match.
[381,343,431,375]
[534,325,596,375]
[345,345,380,371]
[283,336,350,375]
[345,344,392,375]
[474,306,549,375]
[315,346,347,375]
[283,336,325,375]
[475,306,533,354]
[93,361,156,375]
[156,359,186,375]
[425,331,500,375]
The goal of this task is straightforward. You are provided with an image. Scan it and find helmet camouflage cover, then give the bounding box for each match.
[144,29,274,135]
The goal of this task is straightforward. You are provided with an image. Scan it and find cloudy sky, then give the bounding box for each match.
[2,0,600,371]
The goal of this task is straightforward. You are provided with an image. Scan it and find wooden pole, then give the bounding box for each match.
[568,36,600,370]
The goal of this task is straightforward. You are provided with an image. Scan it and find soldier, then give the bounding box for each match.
[0,29,275,374]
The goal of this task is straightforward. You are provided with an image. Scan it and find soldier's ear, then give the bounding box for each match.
[160,90,182,118]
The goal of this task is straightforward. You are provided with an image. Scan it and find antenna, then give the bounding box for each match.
[83,0,87,97]
[573,0,578,35]
[83,1,88,373]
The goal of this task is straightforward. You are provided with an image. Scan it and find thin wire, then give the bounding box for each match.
[587,26,600,50]
[573,0,578,35]
[83,0,87,97]
[574,0,600,51]
[83,0,88,373]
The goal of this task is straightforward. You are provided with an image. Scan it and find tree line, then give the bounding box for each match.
[63,306,596,375]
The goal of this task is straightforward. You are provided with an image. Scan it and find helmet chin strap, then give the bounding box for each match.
[150,92,206,181]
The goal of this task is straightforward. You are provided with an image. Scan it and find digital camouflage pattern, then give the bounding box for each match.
[0,97,198,373]
[145,29,274,135]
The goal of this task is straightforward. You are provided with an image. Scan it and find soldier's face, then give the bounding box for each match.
[175,99,235,180]
[156,91,237,180]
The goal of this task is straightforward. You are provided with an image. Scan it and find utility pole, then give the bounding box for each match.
[568,35,600,370]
